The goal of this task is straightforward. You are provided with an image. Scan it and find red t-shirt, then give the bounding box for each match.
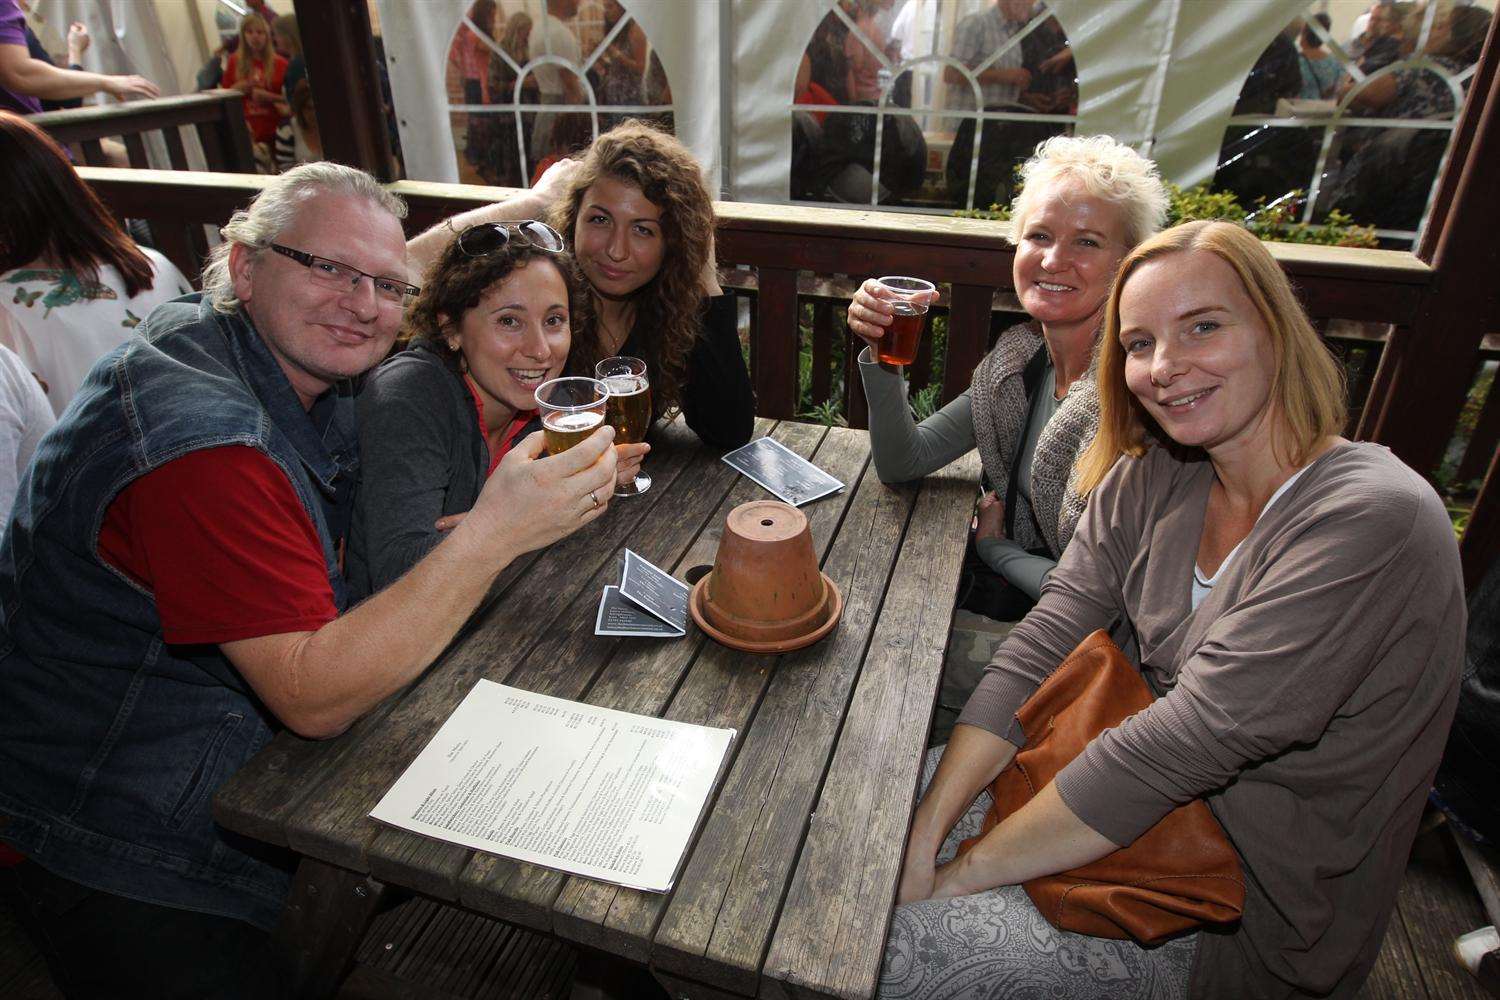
[97,446,338,645]
[222,51,289,144]
[0,447,337,868]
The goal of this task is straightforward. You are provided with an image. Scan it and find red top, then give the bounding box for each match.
[461,375,536,476]
[222,51,289,144]
[796,80,839,126]
[97,446,339,645]
[0,447,337,868]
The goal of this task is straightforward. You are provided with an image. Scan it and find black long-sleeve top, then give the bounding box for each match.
[621,292,754,449]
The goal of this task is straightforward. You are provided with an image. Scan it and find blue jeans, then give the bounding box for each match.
[0,861,288,999]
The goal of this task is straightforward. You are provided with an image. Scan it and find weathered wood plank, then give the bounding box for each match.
[756,268,801,419]
[1396,828,1491,1000]
[276,421,707,871]
[943,284,993,405]
[274,858,387,1000]
[1360,914,1428,1000]
[456,421,828,927]
[364,419,779,901]
[763,453,980,1000]
[651,445,919,993]
[547,427,872,962]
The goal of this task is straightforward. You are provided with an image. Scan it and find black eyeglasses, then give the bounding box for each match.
[457,220,567,258]
[267,244,420,305]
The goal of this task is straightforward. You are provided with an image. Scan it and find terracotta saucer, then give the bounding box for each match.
[689,571,843,654]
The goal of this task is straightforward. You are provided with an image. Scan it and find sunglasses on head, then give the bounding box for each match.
[456,220,567,257]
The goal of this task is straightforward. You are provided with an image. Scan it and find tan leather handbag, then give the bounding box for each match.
[958,629,1245,944]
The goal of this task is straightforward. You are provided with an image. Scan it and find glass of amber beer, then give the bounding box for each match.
[595,356,653,496]
[535,377,608,455]
[873,276,935,367]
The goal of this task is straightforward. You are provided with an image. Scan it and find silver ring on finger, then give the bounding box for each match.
[590,489,599,509]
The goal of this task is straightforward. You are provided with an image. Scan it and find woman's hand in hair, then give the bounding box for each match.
[530,155,583,208]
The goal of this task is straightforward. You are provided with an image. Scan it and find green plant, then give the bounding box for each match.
[800,399,848,427]
[910,383,941,421]
[954,183,1378,248]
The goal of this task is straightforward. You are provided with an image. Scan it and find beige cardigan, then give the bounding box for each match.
[958,442,1465,999]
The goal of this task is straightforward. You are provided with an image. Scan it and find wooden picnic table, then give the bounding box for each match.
[214,418,980,1000]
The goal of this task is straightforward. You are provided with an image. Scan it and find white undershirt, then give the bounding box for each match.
[1191,465,1312,609]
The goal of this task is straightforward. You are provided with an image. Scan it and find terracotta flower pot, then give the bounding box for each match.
[690,500,842,653]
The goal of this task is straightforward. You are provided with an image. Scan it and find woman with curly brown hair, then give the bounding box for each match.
[410,121,755,448]
[348,221,640,597]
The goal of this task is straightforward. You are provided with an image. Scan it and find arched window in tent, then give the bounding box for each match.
[791,0,1078,212]
[1212,1,1492,249]
[445,0,674,188]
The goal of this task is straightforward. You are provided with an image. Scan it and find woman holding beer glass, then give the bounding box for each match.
[879,220,1464,998]
[847,135,1169,620]
[409,121,756,454]
[348,222,639,596]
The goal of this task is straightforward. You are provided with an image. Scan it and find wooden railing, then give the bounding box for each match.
[31,92,255,172]
[74,167,1499,587]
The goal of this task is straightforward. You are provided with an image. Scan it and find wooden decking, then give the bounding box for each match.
[2,816,1492,999]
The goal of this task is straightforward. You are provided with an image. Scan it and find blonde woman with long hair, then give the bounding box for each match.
[882,220,1462,999]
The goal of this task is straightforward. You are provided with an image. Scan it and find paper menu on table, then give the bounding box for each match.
[369,681,734,893]
[721,436,843,506]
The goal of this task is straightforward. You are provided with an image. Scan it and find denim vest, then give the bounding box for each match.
[0,296,357,931]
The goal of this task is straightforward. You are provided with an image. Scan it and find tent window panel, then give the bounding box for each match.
[1213,1,1491,249]
[791,0,1078,210]
[446,1,676,188]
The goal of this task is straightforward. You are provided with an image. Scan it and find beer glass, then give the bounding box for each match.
[535,377,608,456]
[596,356,653,496]
[873,276,935,367]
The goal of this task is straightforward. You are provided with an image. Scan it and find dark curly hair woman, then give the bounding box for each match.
[347,221,641,597]
[409,121,755,449]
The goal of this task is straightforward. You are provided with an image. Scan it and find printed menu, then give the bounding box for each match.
[370,680,734,892]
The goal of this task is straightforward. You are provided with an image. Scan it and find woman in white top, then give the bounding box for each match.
[0,342,52,523]
[0,111,191,417]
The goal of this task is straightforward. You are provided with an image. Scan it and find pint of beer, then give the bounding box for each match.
[534,377,609,456]
[873,276,936,367]
[595,356,653,497]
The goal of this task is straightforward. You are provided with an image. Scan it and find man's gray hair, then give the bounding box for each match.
[200,162,408,314]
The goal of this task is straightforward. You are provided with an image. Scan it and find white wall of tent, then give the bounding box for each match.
[22,0,1496,248]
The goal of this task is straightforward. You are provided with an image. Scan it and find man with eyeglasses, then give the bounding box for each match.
[0,162,616,997]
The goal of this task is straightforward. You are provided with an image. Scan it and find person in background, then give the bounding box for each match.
[411,121,756,450]
[1297,13,1342,99]
[12,0,87,111]
[945,0,1031,114]
[221,12,287,157]
[1017,11,1077,115]
[531,0,585,170]
[350,221,642,596]
[273,13,305,102]
[846,135,1168,739]
[593,0,646,129]
[881,219,1462,999]
[273,77,320,172]
[0,0,157,115]
[477,11,535,186]
[0,343,52,523]
[195,32,236,91]
[0,112,190,417]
